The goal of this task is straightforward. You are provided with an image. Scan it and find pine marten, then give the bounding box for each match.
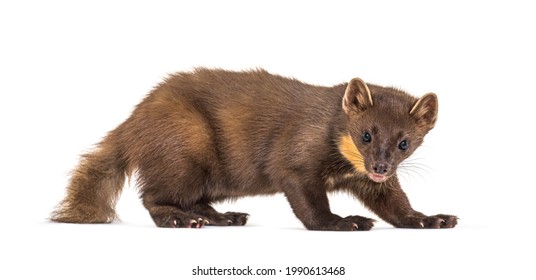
[51,68,457,230]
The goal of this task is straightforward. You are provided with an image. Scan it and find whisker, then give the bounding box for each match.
[397,169,412,184]
[397,156,435,184]
[400,164,433,177]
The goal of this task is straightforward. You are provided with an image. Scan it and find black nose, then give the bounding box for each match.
[372,162,390,174]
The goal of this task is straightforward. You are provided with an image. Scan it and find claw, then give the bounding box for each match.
[227,219,233,225]
[195,218,206,228]
[419,222,424,228]
[189,219,197,228]
[352,223,358,230]
[204,220,210,225]
[173,220,177,227]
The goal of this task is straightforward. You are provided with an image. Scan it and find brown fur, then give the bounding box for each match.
[51,68,457,230]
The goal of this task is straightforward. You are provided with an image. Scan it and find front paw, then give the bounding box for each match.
[402,214,458,229]
[343,215,376,231]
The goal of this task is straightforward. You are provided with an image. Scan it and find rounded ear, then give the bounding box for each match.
[342,78,373,114]
[410,93,438,129]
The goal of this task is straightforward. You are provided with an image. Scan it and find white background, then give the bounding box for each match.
[1,1,534,279]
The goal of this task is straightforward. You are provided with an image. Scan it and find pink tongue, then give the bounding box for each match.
[368,173,385,182]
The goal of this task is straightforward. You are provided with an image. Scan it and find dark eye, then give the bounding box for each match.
[362,132,372,143]
[398,140,409,150]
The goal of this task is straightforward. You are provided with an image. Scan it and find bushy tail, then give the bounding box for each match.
[51,137,127,223]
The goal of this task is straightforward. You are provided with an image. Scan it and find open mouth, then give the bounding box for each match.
[367,173,388,183]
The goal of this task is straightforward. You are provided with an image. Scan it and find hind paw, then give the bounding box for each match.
[155,215,209,228]
[207,212,249,226]
[308,215,376,231]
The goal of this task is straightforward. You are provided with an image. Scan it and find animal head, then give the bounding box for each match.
[339,78,438,183]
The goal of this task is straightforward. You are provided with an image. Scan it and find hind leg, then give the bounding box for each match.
[137,155,249,228]
[139,172,248,228]
[134,118,249,228]
[139,161,213,228]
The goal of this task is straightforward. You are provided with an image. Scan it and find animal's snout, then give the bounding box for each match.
[372,162,390,175]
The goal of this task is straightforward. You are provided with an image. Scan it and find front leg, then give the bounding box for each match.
[353,176,457,229]
[282,176,375,231]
